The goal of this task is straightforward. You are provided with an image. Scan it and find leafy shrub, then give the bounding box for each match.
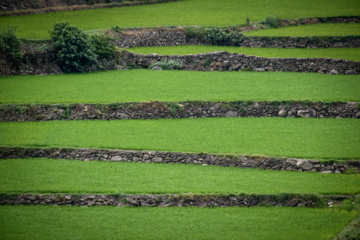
[184,27,206,41]
[263,16,279,28]
[227,30,243,45]
[91,34,116,60]
[0,26,22,69]
[205,27,228,45]
[51,22,97,73]
[112,26,122,33]
[149,59,183,70]
[205,27,243,46]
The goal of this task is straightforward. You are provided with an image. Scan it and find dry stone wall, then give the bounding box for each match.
[1,101,359,121]
[123,51,360,74]
[1,147,359,173]
[0,193,323,208]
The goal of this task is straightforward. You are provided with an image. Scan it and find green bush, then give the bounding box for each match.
[205,27,243,46]
[205,27,228,45]
[91,34,116,60]
[263,16,279,28]
[149,59,183,70]
[50,22,97,73]
[0,26,22,69]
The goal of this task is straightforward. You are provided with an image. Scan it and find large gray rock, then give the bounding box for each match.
[345,70,357,75]
[253,68,265,72]
[328,69,339,75]
[152,66,162,70]
[300,162,313,170]
[225,111,238,117]
[297,109,316,118]
[278,109,287,117]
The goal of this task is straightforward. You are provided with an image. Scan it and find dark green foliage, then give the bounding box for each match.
[184,27,206,41]
[50,22,97,73]
[111,26,122,33]
[205,27,243,46]
[0,26,22,70]
[91,34,116,60]
[263,16,279,28]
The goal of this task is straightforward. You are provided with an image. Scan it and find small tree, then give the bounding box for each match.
[0,26,22,70]
[51,22,97,73]
[91,34,116,60]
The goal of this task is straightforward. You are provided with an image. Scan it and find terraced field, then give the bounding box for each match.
[1,0,360,239]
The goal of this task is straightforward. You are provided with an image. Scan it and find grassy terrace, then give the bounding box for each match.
[1,70,359,104]
[0,206,355,240]
[244,23,360,37]
[1,159,360,194]
[1,118,359,160]
[0,0,359,39]
[128,46,360,61]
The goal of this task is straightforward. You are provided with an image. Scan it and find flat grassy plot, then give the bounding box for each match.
[128,46,360,61]
[1,0,359,39]
[0,118,359,160]
[0,206,355,240]
[1,70,359,104]
[1,159,360,194]
[244,23,360,37]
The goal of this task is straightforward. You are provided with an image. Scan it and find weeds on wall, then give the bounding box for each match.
[149,59,183,70]
[261,16,280,28]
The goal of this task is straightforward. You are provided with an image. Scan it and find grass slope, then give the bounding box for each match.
[129,46,360,61]
[1,159,360,194]
[1,70,359,104]
[0,206,355,240]
[1,118,359,160]
[0,0,359,39]
[244,23,360,37]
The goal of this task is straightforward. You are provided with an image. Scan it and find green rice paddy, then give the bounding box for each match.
[1,118,359,160]
[0,206,355,240]
[1,0,359,39]
[1,70,359,104]
[244,23,360,37]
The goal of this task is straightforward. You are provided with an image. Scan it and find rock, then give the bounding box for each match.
[253,68,265,72]
[327,201,333,207]
[232,64,242,71]
[300,162,313,170]
[152,66,162,70]
[111,156,122,161]
[297,109,316,118]
[152,157,163,163]
[119,113,129,119]
[327,69,338,75]
[321,171,332,174]
[345,70,357,75]
[225,111,237,117]
[278,109,287,117]
[356,112,360,118]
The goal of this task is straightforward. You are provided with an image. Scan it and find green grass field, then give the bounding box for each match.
[0,206,355,240]
[1,0,359,39]
[128,46,360,61]
[1,159,360,194]
[244,23,360,37]
[1,70,359,104]
[1,118,359,160]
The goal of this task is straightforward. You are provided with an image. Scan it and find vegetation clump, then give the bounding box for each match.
[0,26,22,71]
[205,27,243,46]
[51,22,97,73]
[149,59,183,70]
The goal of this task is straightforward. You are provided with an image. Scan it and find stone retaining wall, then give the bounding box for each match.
[1,147,359,173]
[114,28,360,48]
[123,51,360,74]
[0,193,324,208]
[1,101,359,121]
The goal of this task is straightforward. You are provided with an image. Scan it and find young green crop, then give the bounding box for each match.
[1,159,360,194]
[0,206,355,240]
[0,118,359,160]
[1,0,359,39]
[128,46,360,61]
[244,23,360,37]
[1,70,359,104]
